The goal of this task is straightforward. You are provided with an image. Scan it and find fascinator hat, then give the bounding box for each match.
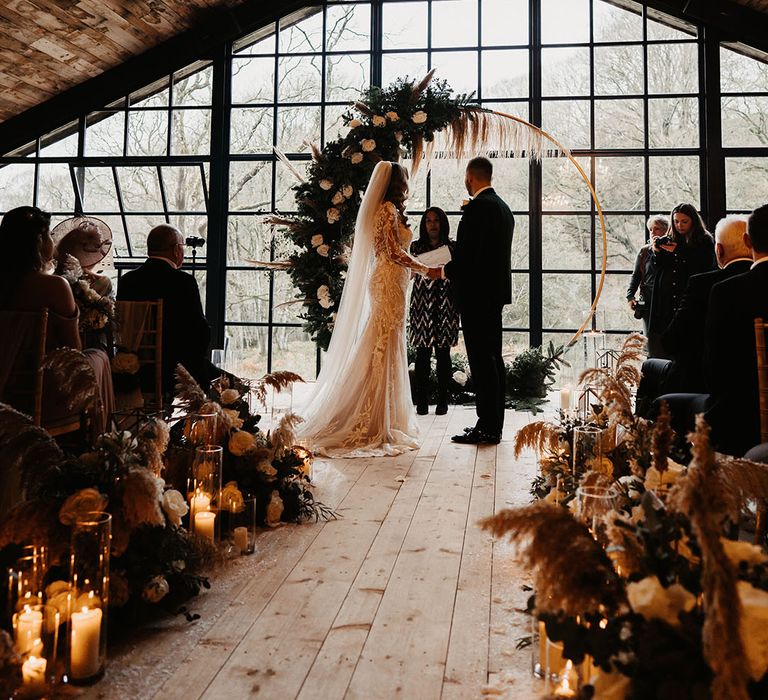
[52,216,113,269]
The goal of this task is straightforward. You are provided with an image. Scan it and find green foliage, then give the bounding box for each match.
[505,342,567,413]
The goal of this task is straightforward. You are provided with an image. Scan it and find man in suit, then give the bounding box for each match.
[703,204,768,455]
[117,224,218,394]
[636,216,752,415]
[428,156,514,444]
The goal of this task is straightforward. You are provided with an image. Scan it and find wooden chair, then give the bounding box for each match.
[753,318,768,544]
[114,300,164,412]
[0,309,82,437]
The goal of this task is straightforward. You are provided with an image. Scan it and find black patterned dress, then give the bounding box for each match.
[408,240,460,349]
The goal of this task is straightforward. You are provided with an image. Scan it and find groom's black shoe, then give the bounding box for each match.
[435,402,448,415]
[416,403,429,415]
[451,428,501,445]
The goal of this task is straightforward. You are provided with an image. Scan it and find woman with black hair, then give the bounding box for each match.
[647,202,716,358]
[409,207,460,415]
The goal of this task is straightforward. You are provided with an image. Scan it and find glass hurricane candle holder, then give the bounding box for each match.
[7,545,49,623]
[228,496,257,556]
[188,445,223,542]
[67,512,111,685]
[13,603,59,698]
[576,485,619,541]
[189,411,219,446]
[572,425,604,476]
[270,384,293,429]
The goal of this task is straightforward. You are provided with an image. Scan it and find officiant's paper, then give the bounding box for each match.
[416,245,452,266]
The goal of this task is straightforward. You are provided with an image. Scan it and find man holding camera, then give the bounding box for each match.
[117,224,218,393]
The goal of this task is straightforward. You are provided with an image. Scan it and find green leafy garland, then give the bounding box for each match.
[276,73,479,350]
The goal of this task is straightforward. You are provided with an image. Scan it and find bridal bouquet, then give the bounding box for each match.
[56,253,115,335]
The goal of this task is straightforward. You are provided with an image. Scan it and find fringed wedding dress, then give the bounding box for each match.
[298,162,428,457]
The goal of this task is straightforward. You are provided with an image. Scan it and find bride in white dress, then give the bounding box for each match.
[299,161,431,457]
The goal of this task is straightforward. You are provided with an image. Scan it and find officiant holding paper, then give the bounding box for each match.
[409,207,459,415]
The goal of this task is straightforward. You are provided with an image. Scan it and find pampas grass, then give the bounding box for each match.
[43,348,99,413]
[514,420,560,458]
[250,370,305,407]
[479,501,626,616]
[271,412,304,459]
[668,417,749,700]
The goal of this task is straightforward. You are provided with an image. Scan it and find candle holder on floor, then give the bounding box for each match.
[67,511,110,685]
[13,603,59,698]
[188,445,223,543]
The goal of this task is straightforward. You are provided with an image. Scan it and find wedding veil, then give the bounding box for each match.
[298,160,393,426]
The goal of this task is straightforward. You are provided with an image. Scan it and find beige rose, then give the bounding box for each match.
[162,489,189,527]
[738,581,768,680]
[142,576,169,604]
[361,139,376,152]
[317,244,330,257]
[266,490,284,527]
[256,458,278,478]
[59,488,108,525]
[348,118,362,128]
[319,178,333,190]
[350,152,363,164]
[342,185,354,198]
[229,430,256,456]
[411,110,427,124]
[318,296,334,309]
[222,408,244,430]
[331,191,345,205]
[311,234,324,247]
[220,389,239,406]
[111,351,140,374]
[722,538,768,568]
[627,576,695,627]
[372,115,386,127]
[222,481,245,512]
[327,207,340,223]
[122,470,164,528]
[385,111,400,121]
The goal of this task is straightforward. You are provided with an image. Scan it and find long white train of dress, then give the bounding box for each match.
[299,202,426,457]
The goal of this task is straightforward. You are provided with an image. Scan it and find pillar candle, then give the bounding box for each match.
[22,655,47,692]
[559,387,572,412]
[234,526,249,553]
[70,607,102,680]
[195,511,216,542]
[15,606,43,654]
[189,492,210,522]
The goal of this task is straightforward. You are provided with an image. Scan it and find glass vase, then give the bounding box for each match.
[67,511,110,684]
[228,495,257,556]
[189,411,219,447]
[188,445,223,543]
[576,485,619,541]
[270,384,293,429]
[572,425,604,476]
[13,603,60,698]
[7,544,49,620]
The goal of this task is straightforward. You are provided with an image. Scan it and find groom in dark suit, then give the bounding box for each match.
[428,156,514,444]
[117,224,218,394]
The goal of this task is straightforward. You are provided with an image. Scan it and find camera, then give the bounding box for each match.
[655,235,671,246]
[185,236,206,248]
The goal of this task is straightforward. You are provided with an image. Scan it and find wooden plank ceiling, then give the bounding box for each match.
[0,0,767,126]
[0,0,245,123]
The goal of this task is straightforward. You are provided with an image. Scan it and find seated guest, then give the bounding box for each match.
[0,206,114,434]
[117,224,218,394]
[54,217,114,298]
[703,204,768,455]
[636,216,753,415]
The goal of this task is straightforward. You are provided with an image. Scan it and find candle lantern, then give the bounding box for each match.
[582,330,605,370]
[189,411,219,447]
[228,496,257,555]
[67,512,111,684]
[572,425,604,476]
[6,545,49,626]
[13,603,59,698]
[270,384,293,429]
[187,445,223,542]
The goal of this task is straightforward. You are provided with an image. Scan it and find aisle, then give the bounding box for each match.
[84,405,543,699]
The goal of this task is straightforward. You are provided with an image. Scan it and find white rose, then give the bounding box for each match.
[317,284,330,299]
[350,152,363,164]
[385,111,400,121]
[319,179,333,190]
[361,139,376,152]
[142,575,169,604]
[721,538,768,568]
[317,244,330,257]
[220,388,239,406]
[162,489,188,526]
[342,185,354,198]
[738,581,768,680]
[348,118,362,128]
[229,430,256,456]
[331,191,344,205]
[372,115,386,127]
[627,576,695,627]
[59,488,108,525]
[327,207,340,223]
[411,110,427,124]
[256,459,278,478]
[223,408,244,430]
[221,481,245,512]
[452,370,468,386]
[310,234,324,247]
[318,296,334,309]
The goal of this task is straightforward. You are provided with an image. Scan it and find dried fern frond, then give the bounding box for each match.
[667,417,749,700]
[263,215,301,229]
[174,365,207,411]
[513,420,560,458]
[271,412,305,459]
[308,141,325,163]
[604,513,645,576]
[43,348,99,413]
[479,501,626,616]
[0,404,63,500]
[716,455,768,505]
[410,68,436,102]
[353,101,374,118]
[251,370,305,407]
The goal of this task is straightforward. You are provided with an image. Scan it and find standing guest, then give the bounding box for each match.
[647,203,716,358]
[626,215,668,339]
[704,204,768,455]
[429,156,514,445]
[117,224,218,394]
[0,206,114,433]
[409,207,459,416]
